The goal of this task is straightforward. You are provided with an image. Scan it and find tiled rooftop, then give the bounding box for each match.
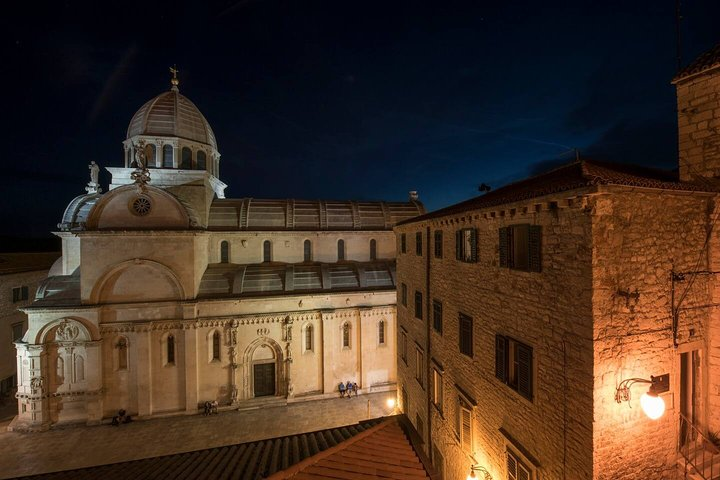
[397,159,716,226]
[20,416,431,480]
[674,42,720,82]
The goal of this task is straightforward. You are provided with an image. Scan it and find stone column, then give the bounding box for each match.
[13,343,49,431]
[184,328,199,413]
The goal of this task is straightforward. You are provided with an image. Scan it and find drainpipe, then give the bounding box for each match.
[425,225,432,456]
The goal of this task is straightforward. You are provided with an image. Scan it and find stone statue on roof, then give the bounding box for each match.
[85,161,102,194]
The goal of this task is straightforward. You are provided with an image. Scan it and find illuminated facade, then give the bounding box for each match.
[395,43,720,479]
[10,74,424,431]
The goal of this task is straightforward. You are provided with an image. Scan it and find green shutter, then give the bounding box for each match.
[495,334,507,383]
[499,227,508,267]
[529,225,542,272]
[517,343,533,400]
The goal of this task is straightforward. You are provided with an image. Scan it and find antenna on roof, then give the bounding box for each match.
[675,0,683,71]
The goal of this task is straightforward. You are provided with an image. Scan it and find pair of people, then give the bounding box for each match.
[111,409,132,426]
[338,381,359,397]
[203,400,219,415]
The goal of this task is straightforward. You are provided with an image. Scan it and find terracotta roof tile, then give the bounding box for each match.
[269,417,431,480]
[397,159,715,226]
[674,42,720,82]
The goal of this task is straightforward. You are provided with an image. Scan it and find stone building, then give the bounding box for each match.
[0,253,59,397]
[11,73,424,431]
[394,44,720,479]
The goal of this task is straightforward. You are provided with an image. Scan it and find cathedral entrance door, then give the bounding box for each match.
[253,362,275,397]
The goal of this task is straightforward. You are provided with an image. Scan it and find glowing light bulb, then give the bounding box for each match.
[386,398,396,409]
[466,471,477,480]
[640,392,665,419]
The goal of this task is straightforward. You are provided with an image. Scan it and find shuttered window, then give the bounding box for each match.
[458,399,472,452]
[507,450,532,480]
[415,291,423,320]
[496,334,533,401]
[455,228,478,262]
[434,230,443,258]
[433,369,443,412]
[416,232,423,255]
[499,225,541,272]
[432,300,443,334]
[459,313,473,357]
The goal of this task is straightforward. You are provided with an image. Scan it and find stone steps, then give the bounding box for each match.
[678,445,720,480]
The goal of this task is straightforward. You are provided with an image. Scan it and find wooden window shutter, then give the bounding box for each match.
[470,228,478,262]
[456,230,462,260]
[507,452,518,480]
[461,406,472,451]
[518,462,531,480]
[495,334,507,383]
[499,227,508,267]
[529,225,542,272]
[517,343,533,400]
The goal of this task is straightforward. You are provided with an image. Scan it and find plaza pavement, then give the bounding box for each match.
[0,391,397,479]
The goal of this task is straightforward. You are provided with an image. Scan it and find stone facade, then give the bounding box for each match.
[395,45,720,480]
[10,78,422,431]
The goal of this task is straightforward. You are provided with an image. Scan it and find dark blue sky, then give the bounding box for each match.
[3,0,720,238]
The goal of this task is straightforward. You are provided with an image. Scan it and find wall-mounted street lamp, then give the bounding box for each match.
[614,374,670,420]
[467,465,492,480]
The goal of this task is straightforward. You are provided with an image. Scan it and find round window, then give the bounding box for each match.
[131,196,152,216]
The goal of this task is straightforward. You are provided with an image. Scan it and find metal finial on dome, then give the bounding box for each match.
[169,65,179,91]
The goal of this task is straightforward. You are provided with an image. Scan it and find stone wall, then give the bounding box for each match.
[396,191,595,480]
[591,187,716,480]
[676,67,720,182]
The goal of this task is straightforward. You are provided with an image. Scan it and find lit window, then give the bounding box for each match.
[455,228,478,262]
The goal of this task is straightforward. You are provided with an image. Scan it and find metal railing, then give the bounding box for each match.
[679,413,720,480]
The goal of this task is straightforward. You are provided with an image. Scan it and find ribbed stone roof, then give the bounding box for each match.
[208,198,424,231]
[199,261,396,298]
[127,89,217,150]
[57,193,103,232]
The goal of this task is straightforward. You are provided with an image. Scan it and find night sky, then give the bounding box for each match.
[4,0,720,239]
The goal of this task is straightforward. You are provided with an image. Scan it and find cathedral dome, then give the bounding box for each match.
[126,87,217,150]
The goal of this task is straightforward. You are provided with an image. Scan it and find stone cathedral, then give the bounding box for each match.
[11,73,424,431]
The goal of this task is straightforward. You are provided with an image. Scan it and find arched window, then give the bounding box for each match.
[338,239,345,261]
[118,337,128,370]
[305,324,313,352]
[144,143,156,168]
[163,145,174,168]
[197,150,207,170]
[378,320,385,345]
[74,355,85,382]
[220,241,230,263]
[181,147,192,169]
[342,322,351,348]
[212,331,221,361]
[167,334,175,364]
[56,356,64,383]
[370,239,377,261]
[263,240,272,262]
[304,240,312,262]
